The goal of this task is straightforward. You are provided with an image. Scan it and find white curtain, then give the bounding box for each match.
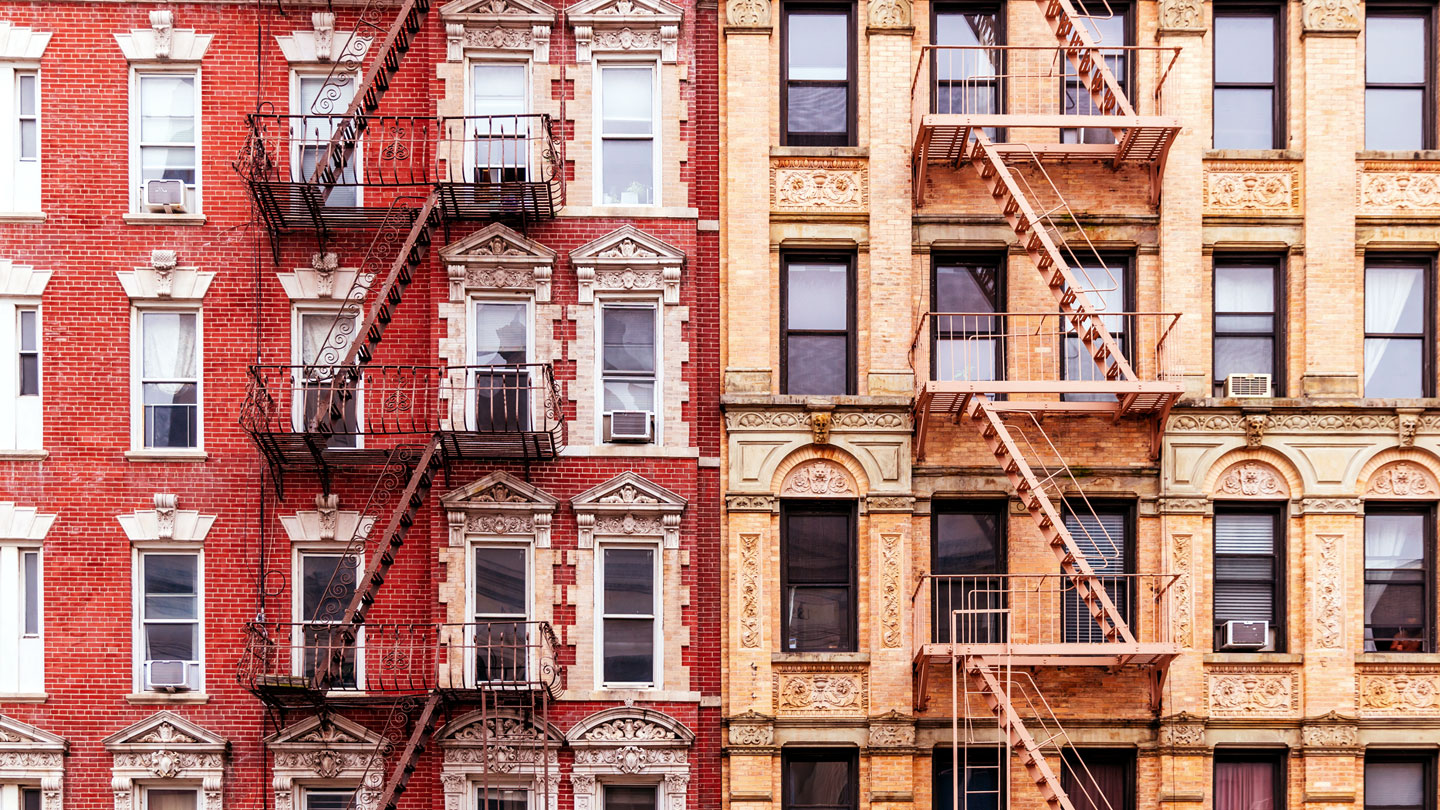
[1364,266,1422,388]
[146,791,197,810]
[142,313,197,389]
[1365,514,1423,568]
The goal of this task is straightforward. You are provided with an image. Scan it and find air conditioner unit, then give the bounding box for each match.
[145,659,196,691]
[1224,373,1273,398]
[144,179,188,213]
[1221,620,1269,650]
[606,410,653,442]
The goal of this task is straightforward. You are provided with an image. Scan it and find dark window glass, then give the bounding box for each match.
[785,749,857,810]
[146,790,197,810]
[604,786,658,810]
[1062,9,1130,144]
[297,311,359,448]
[933,747,1002,810]
[784,6,853,145]
[783,256,853,395]
[21,789,40,810]
[931,504,1005,643]
[782,502,856,652]
[142,553,198,662]
[301,554,359,687]
[1062,260,1129,401]
[1213,260,1280,394]
[1365,754,1435,810]
[18,308,38,396]
[22,550,39,635]
[1366,11,1433,150]
[934,4,1002,137]
[602,547,656,684]
[933,258,1003,383]
[1213,10,1280,149]
[477,789,528,810]
[472,301,531,432]
[305,791,355,810]
[1213,507,1283,651]
[1365,261,1430,397]
[140,311,199,449]
[1365,508,1432,652]
[1061,506,1131,643]
[474,546,528,682]
[1062,750,1134,810]
[1215,755,1281,810]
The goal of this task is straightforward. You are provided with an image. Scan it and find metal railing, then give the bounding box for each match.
[238,620,562,696]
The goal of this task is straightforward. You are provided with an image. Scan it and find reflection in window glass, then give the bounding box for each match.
[783,258,851,395]
[1213,13,1278,149]
[784,7,851,145]
[1366,14,1430,150]
[140,311,199,449]
[601,547,655,685]
[1213,261,1279,392]
[1364,264,1426,398]
[1365,510,1429,653]
[599,65,655,205]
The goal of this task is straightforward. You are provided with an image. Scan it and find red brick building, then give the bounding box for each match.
[0,2,719,810]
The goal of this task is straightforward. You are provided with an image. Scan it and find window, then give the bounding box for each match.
[134,71,200,211]
[933,3,1002,123]
[1365,6,1434,150]
[17,308,37,397]
[603,786,658,810]
[781,501,856,652]
[474,544,529,684]
[304,790,355,810]
[144,789,197,810]
[1061,504,1132,643]
[470,62,529,183]
[1,546,42,693]
[782,254,854,395]
[138,552,200,689]
[783,3,854,146]
[295,309,359,447]
[2,301,40,451]
[1213,6,1282,149]
[933,747,1002,810]
[931,502,1005,643]
[597,63,656,206]
[1061,750,1134,810]
[8,70,39,212]
[1214,754,1283,810]
[135,310,200,449]
[21,549,38,638]
[20,788,41,810]
[1365,753,1436,810]
[478,787,530,810]
[299,553,361,687]
[933,257,1003,384]
[1364,259,1431,398]
[1213,506,1285,651]
[1062,5,1130,144]
[1213,258,1282,395]
[600,302,658,442]
[1365,507,1432,653]
[473,300,531,432]
[598,545,658,687]
[1061,258,1130,402]
[294,74,359,206]
[784,749,857,810]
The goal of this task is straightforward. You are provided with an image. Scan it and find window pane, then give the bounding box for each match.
[1366,514,1426,569]
[474,547,527,615]
[1216,337,1275,379]
[1364,338,1423,397]
[1216,315,1275,332]
[140,146,197,184]
[936,11,998,47]
[21,789,39,810]
[23,551,39,634]
[786,586,850,651]
[786,336,848,395]
[604,547,655,614]
[602,67,654,134]
[936,264,999,312]
[1215,513,1275,554]
[1365,760,1425,808]
[478,788,528,810]
[601,139,654,204]
[788,13,847,79]
[305,792,355,810]
[1214,17,1275,83]
[20,309,37,350]
[603,617,654,682]
[474,302,528,365]
[787,756,854,804]
[1215,266,1276,312]
[147,790,198,810]
[1214,88,1275,149]
[1366,89,1425,151]
[146,623,197,661]
[603,379,656,411]
[140,76,196,142]
[18,73,36,113]
[787,84,848,135]
[19,120,37,159]
[303,555,358,621]
[935,749,1002,810]
[1367,16,1426,83]
[142,312,198,379]
[934,511,1002,574]
[1367,581,1426,627]
[145,554,197,595]
[788,263,848,329]
[472,64,527,117]
[786,513,851,582]
[1215,761,1275,810]
[604,786,657,810]
[603,307,656,372]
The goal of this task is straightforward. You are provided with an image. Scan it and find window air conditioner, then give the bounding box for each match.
[145,659,196,691]
[1224,373,1273,398]
[1221,620,1269,650]
[144,179,188,213]
[606,410,654,442]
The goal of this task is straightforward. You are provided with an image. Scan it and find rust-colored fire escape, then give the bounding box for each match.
[235,1,565,807]
[909,2,1185,807]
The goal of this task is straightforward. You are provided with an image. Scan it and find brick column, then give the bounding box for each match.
[865,24,915,397]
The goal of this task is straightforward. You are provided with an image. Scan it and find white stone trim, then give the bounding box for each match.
[116,251,215,301]
[104,712,226,810]
[0,22,52,62]
[440,0,557,62]
[570,225,684,304]
[436,711,561,810]
[277,253,364,301]
[441,223,557,304]
[0,715,66,810]
[275,13,373,64]
[570,471,686,549]
[279,494,374,544]
[0,260,50,298]
[266,715,386,810]
[567,0,682,62]
[114,11,213,63]
[117,493,216,544]
[0,502,55,541]
[567,708,692,810]
[442,471,559,548]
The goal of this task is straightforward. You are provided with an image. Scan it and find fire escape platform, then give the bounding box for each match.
[916,381,1183,419]
[916,642,1180,669]
[250,180,560,234]
[914,114,1181,169]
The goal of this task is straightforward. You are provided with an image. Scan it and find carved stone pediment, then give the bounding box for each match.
[117,493,216,543]
[276,13,372,63]
[443,471,559,547]
[114,10,212,62]
[0,502,56,540]
[442,223,557,303]
[442,0,556,60]
[267,716,384,810]
[117,250,215,300]
[0,259,50,297]
[0,715,67,752]
[1364,461,1439,499]
[105,712,228,753]
[571,472,687,548]
[570,225,684,304]
[267,715,383,749]
[437,713,561,810]
[278,253,364,301]
[0,716,65,810]
[280,494,374,544]
[0,21,53,62]
[567,0,682,61]
[568,710,692,810]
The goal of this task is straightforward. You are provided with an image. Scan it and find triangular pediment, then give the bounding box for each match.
[0,21,53,61]
[104,711,227,752]
[443,223,557,265]
[441,0,557,23]
[570,225,684,266]
[568,0,683,24]
[443,471,560,509]
[567,707,694,747]
[572,471,686,510]
[0,715,67,751]
[266,715,382,749]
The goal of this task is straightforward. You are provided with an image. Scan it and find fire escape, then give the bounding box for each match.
[235,1,565,807]
[908,2,1185,808]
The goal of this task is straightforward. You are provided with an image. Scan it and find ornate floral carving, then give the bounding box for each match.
[725,0,770,26]
[573,746,687,772]
[1157,721,1206,747]
[1302,0,1361,32]
[739,533,761,648]
[465,266,534,289]
[1360,671,1440,713]
[774,670,867,715]
[467,514,534,535]
[464,25,533,48]
[867,496,915,512]
[1203,164,1299,214]
[727,724,773,746]
[1360,169,1440,214]
[780,459,856,497]
[594,512,665,535]
[134,722,199,745]
[1217,461,1288,498]
[1157,0,1203,30]
[580,718,678,742]
[726,409,908,431]
[1317,534,1343,649]
[880,533,902,649]
[772,159,868,212]
[1207,668,1298,716]
[599,484,661,504]
[726,494,775,511]
[1158,497,1210,514]
[866,0,911,27]
[598,238,659,259]
[571,226,684,304]
[1299,498,1363,514]
[1302,722,1358,748]
[1171,533,1192,647]
[866,717,915,748]
[1366,462,1438,498]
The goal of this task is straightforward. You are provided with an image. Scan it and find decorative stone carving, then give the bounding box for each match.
[867,495,915,512]
[1359,166,1440,214]
[726,409,909,431]
[726,719,773,747]
[571,226,685,304]
[1365,461,1438,498]
[440,0,557,61]
[444,471,559,548]
[280,499,373,546]
[1301,715,1358,749]
[1302,0,1361,32]
[866,0,911,28]
[573,472,687,548]
[1316,534,1343,649]
[1298,498,1363,515]
[1216,461,1288,498]
[726,494,775,512]
[1359,670,1440,714]
[810,411,833,444]
[880,533,902,649]
[1243,414,1266,447]
[774,667,868,716]
[438,711,561,810]
[1157,716,1206,747]
[771,158,869,213]
[1172,411,1406,433]
[780,459,857,497]
[106,712,228,810]
[1157,497,1210,515]
[867,712,915,749]
[569,709,693,810]
[1399,412,1421,446]
[1170,533,1192,647]
[1206,667,1298,716]
[441,223,556,303]
[568,0,683,61]
[117,253,214,301]
[114,11,212,62]
[117,496,216,543]
[0,715,67,810]
[1157,0,1203,30]
[275,13,372,63]
[724,0,770,27]
[739,532,762,648]
[1203,163,1300,215]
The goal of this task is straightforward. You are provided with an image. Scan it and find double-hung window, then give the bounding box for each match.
[1365,506,1432,653]
[474,544,529,684]
[296,309,359,447]
[782,254,854,395]
[783,3,854,146]
[2,788,41,810]
[933,257,1003,384]
[600,302,658,442]
[477,788,530,810]
[1364,258,1431,398]
[470,62,529,183]
[135,310,201,450]
[1,545,41,694]
[933,747,1002,810]
[1214,753,1283,810]
[1213,6,1282,149]
[1062,6,1129,144]
[3,302,41,451]
[134,71,200,212]
[604,786,658,810]
[304,790,355,810]
[598,545,658,687]
[1061,259,1130,402]
[294,74,359,206]
[1061,504,1132,643]
[1213,506,1284,651]
[781,501,856,652]
[473,300,531,432]
[931,502,1005,643]
[145,789,198,810]
[784,749,857,810]
[597,63,656,206]
[138,552,201,691]
[934,3,1002,124]
[1365,753,1436,810]
[1061,750,1134,810]
[1365,6,1434,151]
[1213,258,1282,395]
[7,69,39,212]
[299,553,361,687]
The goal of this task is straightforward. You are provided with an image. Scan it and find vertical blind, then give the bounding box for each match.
[1062,510,1129,643]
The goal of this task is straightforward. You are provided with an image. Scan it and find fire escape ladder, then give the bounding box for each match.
[964,394,1136,645]
[967,132,1136,386]
[1034,0,1135,118]
[965,657,1076,810]
[374,692,444,810]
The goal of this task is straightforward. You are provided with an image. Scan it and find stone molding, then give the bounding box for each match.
[279,494,374,545]
[1316,534,1344,649]
[866,495,915,513]
[1364,461,1438,498]
[114,10,213,62]
[726,494,775,512]
[1215,461,1289,499]
[570,225,684,305]
[1300,712,1359,752]
[0,259,50,298]
[1156,0,1203,31]
[567,0,683,62]
[773,664,868,717]
[0,715,66,810]
[267,716,385,810]
[275,13,372,63]
[780,458,857,497]
[0,501,56,541]
[440,0,557,61]
[571,471,686,548]
[1298,498,1363,515]
[879,533,902,649]
[442,223,557,303]
[771,157,868,214]
[1170,533,1193,647]
[1206,666,1299,717]
[1359,163,1440,215]
[866,0,911,27]
[738,532,762,648]
[1156,714,1206,750]
[568,709,692,810]
[725,408,910,432]
[104,712,227,810]
[1203,161,1300,215]
[1170,410,1422,434]
[443,471,559,548]
[117,251,215,301]
[1302,0,1361,32]
[0,21,53,61]
[723,0,770,28]
[1359,665,1440,715]
[866,711,915,751]
[1158,497,1210,515]
[117,493,216,544]
[277,253,363,301]
[437,711,561,810]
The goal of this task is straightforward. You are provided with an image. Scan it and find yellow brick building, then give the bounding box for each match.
[720,0,1440,807]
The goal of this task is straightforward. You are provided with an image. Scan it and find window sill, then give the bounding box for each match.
[126,691,210,705]
[560,205,698,219]
[1203,652,1302,664]
[563,444,699,458]
[1204,149,1302,161]
[1357,150,1440,162]
[125,449,209,463]
[0,212,45,223]
[770,145,869,159]
[123,212,207,226]
[0,692,48,703]
[563,687,704,702]
[1356,652,1440,665]
[773,651,870,664]
[0,449,48,461]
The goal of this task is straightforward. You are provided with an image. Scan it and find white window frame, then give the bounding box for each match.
[291,304,364,448]
[592,59,661,208]
[466,58,533,183]
[132,547,205,694]
[0,299,42,451]
[301,786,360,810]
[594,297,662,444]
[1,543,43,694]
[593,540,662,690]
[130,305,204,453]
[468,294,535,431]
[293,548,367,690]
[472,781,535,810]
[289,69,363,205]
[129,66,202,214]
[1,65,41,214]
[468,537,533,688]
[141,785,200,810]
[598,782,661,810]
